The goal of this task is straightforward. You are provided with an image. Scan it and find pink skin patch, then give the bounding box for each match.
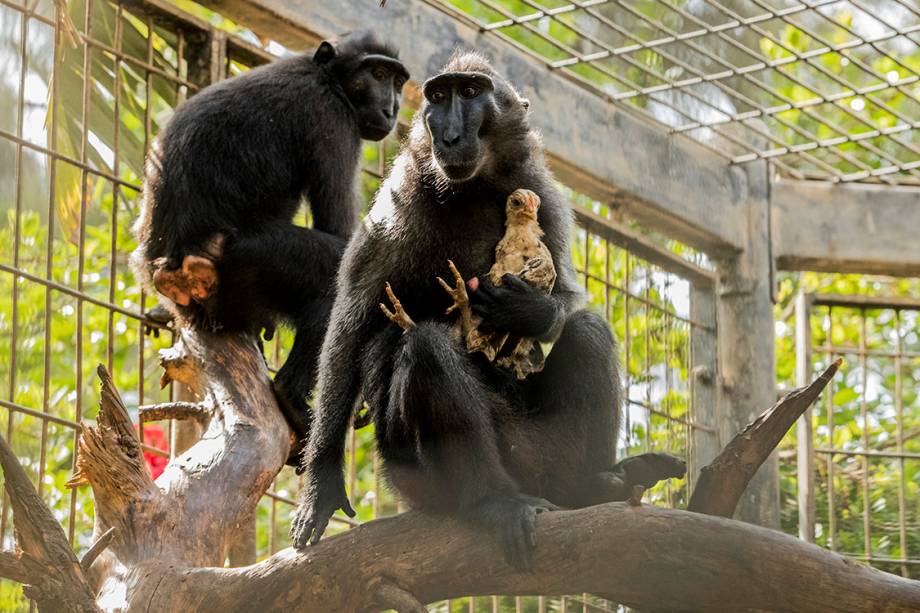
[467,277,480,292]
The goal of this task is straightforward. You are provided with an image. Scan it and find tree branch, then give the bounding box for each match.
[128,504,920,613]
[0,550,33,584]
[368,576,427,613]
[4,326,911,612]
[80,527,116,573]
[139,401,211,425]
[0,433,99,611]
[688,358,842,517]
[147,328,289,566]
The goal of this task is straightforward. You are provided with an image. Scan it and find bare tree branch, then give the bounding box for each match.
[368,577,427,613]
[118,504,920,613]
[0,433,99,611]
[0,550,33,584]
[139,401,211,424]
[688,358,842,517]
[80,527,116,573]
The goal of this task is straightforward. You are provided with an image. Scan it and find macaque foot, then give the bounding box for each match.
[271,380,312,472]
[588,452,686,505]
[614,452,687,490]
[474,493,559,571]
[627,485,646,506]
[379,282,415,332]
[153,255,218,307]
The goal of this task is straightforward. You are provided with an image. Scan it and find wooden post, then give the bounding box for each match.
[714,160,780,528]
[795,291,816,542]
[689,284,720,487]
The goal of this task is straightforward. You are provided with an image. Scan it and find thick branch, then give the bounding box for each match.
[131,504,920,613]
[688,358,842,517]
[368,577,426,613]
[0,550,33,584]
[14,323,896,612]
[145,328,289,566]
[0,433,99,611]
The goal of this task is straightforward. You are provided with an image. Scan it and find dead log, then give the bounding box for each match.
[0,329,917,612]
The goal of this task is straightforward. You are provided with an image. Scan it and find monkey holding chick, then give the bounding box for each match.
[383,188,556,380]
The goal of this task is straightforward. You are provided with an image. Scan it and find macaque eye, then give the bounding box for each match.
[460,85,480,99]
[430,89,447,103]
[395,77,406,90]
[372,67,387,81]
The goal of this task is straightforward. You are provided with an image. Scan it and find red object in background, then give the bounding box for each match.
[134,423,169,479]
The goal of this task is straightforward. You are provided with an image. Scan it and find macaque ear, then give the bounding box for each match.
[314,41,337,65]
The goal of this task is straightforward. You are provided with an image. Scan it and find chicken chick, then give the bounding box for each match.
[438,188,556,379]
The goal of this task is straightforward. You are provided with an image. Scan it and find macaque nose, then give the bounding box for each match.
[442,132,461,147]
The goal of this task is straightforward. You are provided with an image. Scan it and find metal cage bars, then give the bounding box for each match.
[426,0,920,185]
[1,0,215,560]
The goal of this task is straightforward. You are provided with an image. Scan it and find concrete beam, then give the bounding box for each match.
[772,179,920,277]
[199,0,747,256]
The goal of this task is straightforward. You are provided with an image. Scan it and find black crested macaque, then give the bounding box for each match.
[292,52,686,567]
[131,32,408,465]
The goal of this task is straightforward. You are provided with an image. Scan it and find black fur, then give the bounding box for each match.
[132,31,408,459]
[292,52,685,567]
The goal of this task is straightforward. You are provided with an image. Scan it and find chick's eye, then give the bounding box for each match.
[460,86,480,99]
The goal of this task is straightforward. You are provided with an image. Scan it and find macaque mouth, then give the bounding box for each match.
[443,166,479,182]
[435,155,481,181]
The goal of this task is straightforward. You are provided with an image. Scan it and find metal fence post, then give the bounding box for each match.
[795,291,815,543]
[689,283,719,487]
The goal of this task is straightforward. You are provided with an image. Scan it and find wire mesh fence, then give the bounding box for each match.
[786,293,920,579]
[428,0,920,185]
